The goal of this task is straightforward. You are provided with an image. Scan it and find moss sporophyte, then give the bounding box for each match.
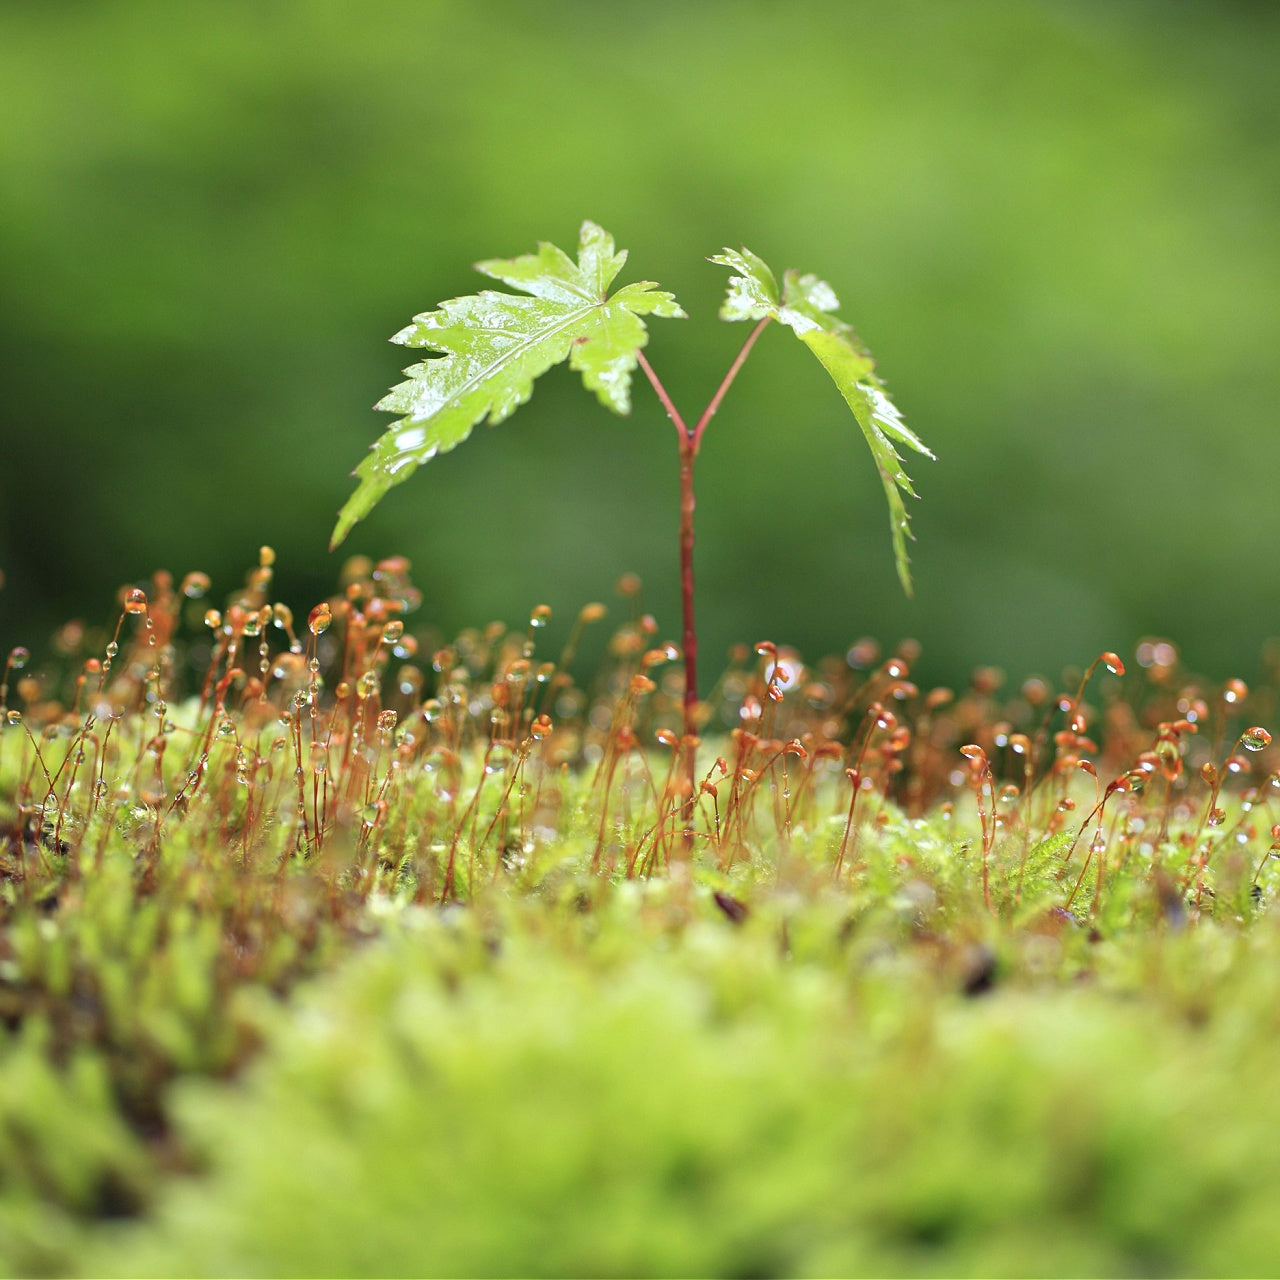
[331,221,934,804]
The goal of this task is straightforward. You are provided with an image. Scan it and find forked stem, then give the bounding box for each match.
[636,318,773,832]
[637,316,771,727]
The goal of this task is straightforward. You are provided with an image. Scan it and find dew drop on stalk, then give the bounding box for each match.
[381,620,404,644]
[123,588,148,616]
[8,647,29,670]
[529,604,552,628]
[181,572,211,599]
[1223,678,1248,705]
[105,642,119,659]
[308,604,332,637]
[204,610,222,630]
[5,710,20,726]
[1241,726,1272,752]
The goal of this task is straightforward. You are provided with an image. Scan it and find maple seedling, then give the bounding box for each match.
[332,220,934,767]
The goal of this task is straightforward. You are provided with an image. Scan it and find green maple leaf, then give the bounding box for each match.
[332,220,685,548]
[710,246,934,594]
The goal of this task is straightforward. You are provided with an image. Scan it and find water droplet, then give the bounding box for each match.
[1223,678,1248,705]
[381,620,404,644]
[5,710,21,726]
[308,604,332,636]
[123,588,148,616]
[204,609,222,630]
[357,670,380,699]
[1242,727,1272,752]
[8,647,29,670]
[181,571,211,599]
[1100,651,1125,676]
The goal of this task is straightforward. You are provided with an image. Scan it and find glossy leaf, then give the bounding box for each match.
[332,221,684,547]
[711,247,934,594]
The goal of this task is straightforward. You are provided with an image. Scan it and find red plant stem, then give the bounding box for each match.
[637,318,771,724]
[636,322,774,826]
[636,350,689,441]
[691,316,771,451]
[677,432,698,734]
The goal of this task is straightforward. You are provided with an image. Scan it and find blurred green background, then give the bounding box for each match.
[1,0,1277,691]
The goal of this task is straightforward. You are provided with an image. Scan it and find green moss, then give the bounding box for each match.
[83,883,1280,1277]
[5,562,1280,1275]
